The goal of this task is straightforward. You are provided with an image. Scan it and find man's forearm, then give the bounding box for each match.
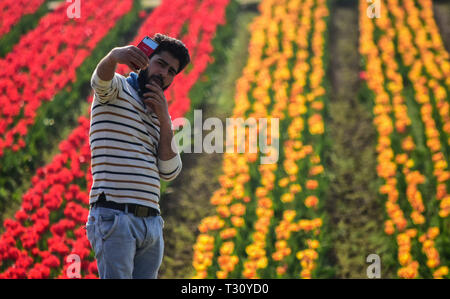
[157,116,182,181]
[158,117,177,161]
[96,50,117,82]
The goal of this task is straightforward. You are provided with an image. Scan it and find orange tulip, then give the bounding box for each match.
[231,216,244,228]
[427,227,440,240]
[220,228,237,240]
[216,270,228,279]
[309,165,324,176]
[289,183,302,194]
[384,220,395,235]
[306,180,319,190]
[217,205,230,218]
[281,193,294,203]
[433,266,449,278]
[305,195,319,208]
[230,203,246,216]
[278,177,290,188]
[276,265,287,276]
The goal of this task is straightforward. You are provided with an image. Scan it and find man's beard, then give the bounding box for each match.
[137,68,166,98]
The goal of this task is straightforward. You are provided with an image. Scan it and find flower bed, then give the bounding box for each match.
[0,0,134,157]
[359,0,449,279]
[0,0,142,220]
[192,0,334,279]
[0,0,46,38]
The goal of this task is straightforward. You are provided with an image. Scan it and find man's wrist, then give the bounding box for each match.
[159,115,172,129]
[108,48,118,64]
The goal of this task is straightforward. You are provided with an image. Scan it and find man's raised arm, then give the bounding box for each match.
[91,46,149,103]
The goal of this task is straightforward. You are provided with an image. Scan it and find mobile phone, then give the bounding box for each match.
[137,36,159,57]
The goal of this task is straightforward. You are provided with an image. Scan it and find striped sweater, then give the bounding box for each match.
[88,67,182,212]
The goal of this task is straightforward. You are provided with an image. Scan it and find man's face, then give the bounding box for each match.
[138,51,180,93]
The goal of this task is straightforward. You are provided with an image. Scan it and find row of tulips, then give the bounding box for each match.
[192,0,332,279]
[410,0,450,91]
[359,0,449,278]
[0,116,95,278]
[0,0,45,38]
[0,0,133,157]
[390,0,449,278]
[396,0,450,217]
[0,0,232,278]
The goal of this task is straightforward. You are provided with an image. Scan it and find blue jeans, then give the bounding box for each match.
[86,206,164,279]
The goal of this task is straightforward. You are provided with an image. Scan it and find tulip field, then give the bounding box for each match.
[359,0,449,278]
[0,0,449,279]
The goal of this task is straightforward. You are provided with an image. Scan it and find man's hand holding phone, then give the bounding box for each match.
[108,37,159,73]
[109,45,149,73]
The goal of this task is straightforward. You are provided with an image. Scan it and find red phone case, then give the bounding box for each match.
[137,36,159,57]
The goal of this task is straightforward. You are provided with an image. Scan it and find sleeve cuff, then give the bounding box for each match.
[158,152,182,176]
[91,68,113,88]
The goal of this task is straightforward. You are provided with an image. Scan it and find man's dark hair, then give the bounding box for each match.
[136,34,190,95]
[151,33,190,73]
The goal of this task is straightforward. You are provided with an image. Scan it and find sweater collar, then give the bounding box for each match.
[126,71,140,94]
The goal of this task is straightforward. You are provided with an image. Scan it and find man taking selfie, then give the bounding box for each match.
[86,33,190,279]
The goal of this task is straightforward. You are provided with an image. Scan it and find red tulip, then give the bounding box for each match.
[359,71,367,80]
